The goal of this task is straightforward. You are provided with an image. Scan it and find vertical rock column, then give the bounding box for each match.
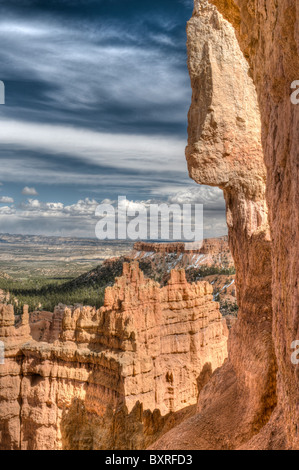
[0,305,31,450]
[209,0,299,449]
[186,0,276,445]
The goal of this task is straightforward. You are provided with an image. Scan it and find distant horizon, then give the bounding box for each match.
[0,232,228,242]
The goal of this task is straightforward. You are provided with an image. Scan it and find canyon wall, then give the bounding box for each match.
[0,262,227,450]
[0,290,10,303]
[131,238,234,271]
[152,0,298,450]
[0,305,31,448]
[209,0,299,449]
[133,237,230,256]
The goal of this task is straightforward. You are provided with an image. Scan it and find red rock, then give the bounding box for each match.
[151,0,298,451]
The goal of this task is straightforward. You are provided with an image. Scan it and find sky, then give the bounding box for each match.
[0,0,227,239]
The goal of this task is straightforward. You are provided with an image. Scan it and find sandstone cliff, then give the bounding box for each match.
[133,237,231,257]
[151,0,298,451]
[0,290,10,303]
[132,238,233,270]
[0,262,227,450]
[209,0,299,450]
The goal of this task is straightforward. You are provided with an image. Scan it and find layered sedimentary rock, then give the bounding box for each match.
[0,305,31,449]
[131,240,236,316]
[152,0,275,450]
[209,0,299,450]
[133,237,231,256]
[152,0,298,451]
[67,237,234,292]
[186,0,277,445]
[62,237,236,318]
[0,262,227,450]
[29,308,65,343]
[132,238,233,268]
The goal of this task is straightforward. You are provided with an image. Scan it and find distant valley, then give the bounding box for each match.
[0,233,133,279]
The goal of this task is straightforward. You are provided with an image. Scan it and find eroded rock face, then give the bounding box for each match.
[0,305,31,449]
[152,0,298,451]
[132,239,233,272]
[209,0,299,450]
[0,262,227,450]
[29,311,63,343]
[0,290,10,303]
[187,0,276,446]
[133,237,231,256]
[132,238,233,268]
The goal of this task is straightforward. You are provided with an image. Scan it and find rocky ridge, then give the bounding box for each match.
[62,238,236,316]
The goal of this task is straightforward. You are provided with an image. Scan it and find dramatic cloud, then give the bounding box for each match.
[0,119,187,173]
[0,0,227,238]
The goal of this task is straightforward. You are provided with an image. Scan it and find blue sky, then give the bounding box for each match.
[0,0,227,238]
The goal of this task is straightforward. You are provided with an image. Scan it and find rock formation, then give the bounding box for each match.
[0,304,31,449]
[151,0,298,451]
[133,237,231,256]
[132,238,234,269]
[131,240,237,317]
[66,237,234,290]
[29,309,64,343]
[209,0,299,450]
[0,262,227,450]
[0,290,10,303]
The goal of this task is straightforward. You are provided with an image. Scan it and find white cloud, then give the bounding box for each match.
[0,192,227,238]
[0,17,190,117]
[64,198,99,216]
[101,198,116,205]
[22,199,41,210]
[19,197,99,218]
[117,198,149,212]
[168,186,225,208]
[22,186,38,196]
[0,119,188,174]
[0,205,15,215]
[0,196,14,204]
[0,197,101,237]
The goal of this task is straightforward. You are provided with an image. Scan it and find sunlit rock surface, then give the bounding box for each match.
[152,0,298,451]
[0,262,227,450]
